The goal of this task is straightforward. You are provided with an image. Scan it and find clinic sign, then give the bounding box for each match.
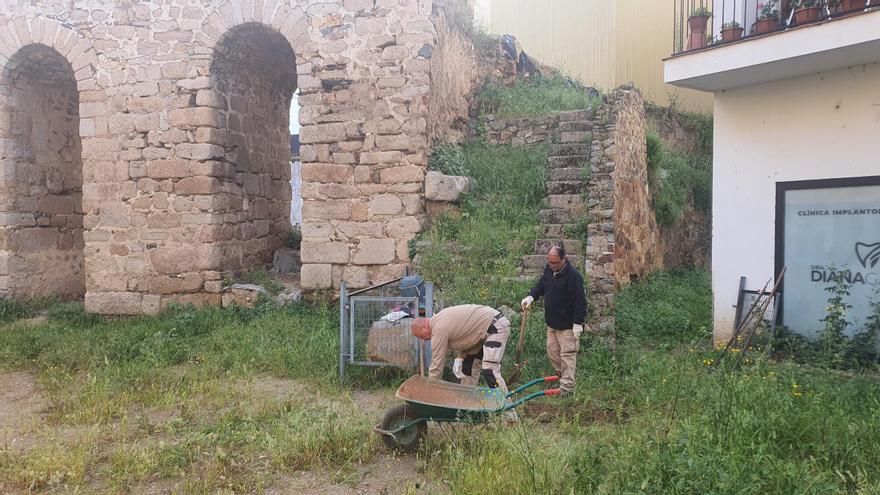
[775,177,880,338]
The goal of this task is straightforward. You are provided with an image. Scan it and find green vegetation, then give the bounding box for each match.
[774,271,880,371]
[420,141,547,308]
[478,74,600,119]
[616,269,713,346]
[647,129,712,227]
[285,224,301,250]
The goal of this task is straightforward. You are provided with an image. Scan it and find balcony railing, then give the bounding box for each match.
[673,0,877,55]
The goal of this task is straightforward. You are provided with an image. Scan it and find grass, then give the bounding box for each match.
[0,300,388,493]
[477,74,601,119]
[420,141,547,308]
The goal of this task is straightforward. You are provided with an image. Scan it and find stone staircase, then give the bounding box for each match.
[521,109,594,276]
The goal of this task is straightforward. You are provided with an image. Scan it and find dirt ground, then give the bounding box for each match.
[0,372,45,454]
[0,372,442,495]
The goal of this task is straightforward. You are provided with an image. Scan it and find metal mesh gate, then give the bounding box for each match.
[339,278,434,380]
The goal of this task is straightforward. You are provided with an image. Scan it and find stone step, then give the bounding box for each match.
[520,254,548,272]
[534,238,582,255]
[557,109,594,122]
[559,131,592,143]
[547,155,590,169]
[547,181,584,195]
[539,208,574,224]
[548,194,585,209]
[549,167,584,182]
[559,121,592,132]
[549,143,592,157]
[542,223,576,238]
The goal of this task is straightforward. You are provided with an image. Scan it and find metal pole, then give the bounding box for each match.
[339,282,347,381]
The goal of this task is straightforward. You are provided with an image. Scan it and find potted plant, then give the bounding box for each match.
[793,0,821,23]
[721,20,744,42]
[754,2,779,34]
[686,6,712,50]
[838,0,865,12]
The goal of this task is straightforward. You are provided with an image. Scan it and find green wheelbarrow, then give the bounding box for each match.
[374,374,562,452]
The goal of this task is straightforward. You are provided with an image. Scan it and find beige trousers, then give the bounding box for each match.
[546,326,579,393]
[460,316,511,392]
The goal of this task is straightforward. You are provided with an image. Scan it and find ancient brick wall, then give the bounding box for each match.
[0,0,440,313]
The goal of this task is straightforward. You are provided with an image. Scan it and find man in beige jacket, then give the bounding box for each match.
[410,304,511,391]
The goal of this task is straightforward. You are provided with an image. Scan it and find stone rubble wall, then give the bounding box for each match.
[644,105,712,269]
[0,0,440,313]
[608,88,664,285]
[482,115,559,146]
[426,0,479,145]
[585,86,663,318]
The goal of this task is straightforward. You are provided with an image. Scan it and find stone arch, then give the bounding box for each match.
[204,22,298,271]
[0,43,85,298]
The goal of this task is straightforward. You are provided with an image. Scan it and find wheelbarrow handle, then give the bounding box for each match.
[505,376,559,399]
[498,387,562,412]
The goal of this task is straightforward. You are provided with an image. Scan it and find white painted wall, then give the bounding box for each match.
[712,61,880,341]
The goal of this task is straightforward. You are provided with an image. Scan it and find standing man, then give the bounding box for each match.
[521,246,587,395]
[410,304,511,391]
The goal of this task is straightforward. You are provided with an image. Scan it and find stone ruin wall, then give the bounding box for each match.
[0,45,84,298]
[0,0,445,313]
[644,106,712,270]
[606,88,664,287]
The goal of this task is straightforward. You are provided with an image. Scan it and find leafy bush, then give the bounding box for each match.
[616,270,713,345]
[428,143,468,176]
[647,133,712,227]
[477,74,600,119]
[774,272,880,371]
[286,225,301,250]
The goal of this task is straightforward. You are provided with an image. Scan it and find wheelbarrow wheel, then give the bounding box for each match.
[379,404,426,453]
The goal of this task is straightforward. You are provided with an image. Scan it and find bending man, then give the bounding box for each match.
[411,304,511,390]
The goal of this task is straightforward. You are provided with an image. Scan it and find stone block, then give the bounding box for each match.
[353,238,395,265]
[343,265,370,288]
[380,166,423,184]
[301,163,353,183]
[174,176,222,195]
[368,194,402,216]
[85,291,143,315]
[273,247,301,274]
[386,216,421,236]
[300,123,346,144]
[302,200,351,220]
[301,263,332,289]
[175,143,226,161]
[301,240,350,264]
[424,171,469,202]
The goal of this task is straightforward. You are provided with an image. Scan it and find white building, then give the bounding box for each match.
[665,2,880,342]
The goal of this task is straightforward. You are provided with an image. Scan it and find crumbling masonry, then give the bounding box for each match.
[0,0,456,313]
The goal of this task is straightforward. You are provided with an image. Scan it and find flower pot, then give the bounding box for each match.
[794,6,820,23]
[754,18,778,34]
[686,33,708,50]
[839,0,865,12]
[721,26,744,42]
[687,14,710,35]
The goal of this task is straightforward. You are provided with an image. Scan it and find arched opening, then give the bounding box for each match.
[210,23,298,271]
[0,44,84,299]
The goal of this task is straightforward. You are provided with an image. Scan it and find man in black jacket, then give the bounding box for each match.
[521,246,587,395]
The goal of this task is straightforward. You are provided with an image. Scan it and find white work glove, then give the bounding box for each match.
[573,324,584,339]
[452,358,465,379]
[521,295,534,310]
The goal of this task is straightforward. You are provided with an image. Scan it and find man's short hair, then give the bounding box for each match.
[548,245,566,259]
